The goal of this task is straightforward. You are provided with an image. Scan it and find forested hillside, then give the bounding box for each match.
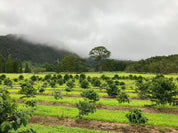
[126,54,178,73]
[0,34,76,64]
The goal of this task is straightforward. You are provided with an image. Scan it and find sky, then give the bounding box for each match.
[0,0,178,60]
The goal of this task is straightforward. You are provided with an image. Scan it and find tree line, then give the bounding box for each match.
[0,53,31,73]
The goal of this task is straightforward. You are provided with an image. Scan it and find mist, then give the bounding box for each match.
[0,0,178,60]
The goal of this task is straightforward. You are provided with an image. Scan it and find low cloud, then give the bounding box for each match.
[0,0,178,60]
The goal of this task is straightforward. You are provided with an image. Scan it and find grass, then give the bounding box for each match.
[30,104,178,127]
[12,124,114,133]
[11,94,178,109]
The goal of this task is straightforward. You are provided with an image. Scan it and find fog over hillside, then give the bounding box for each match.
[0,0,178,60]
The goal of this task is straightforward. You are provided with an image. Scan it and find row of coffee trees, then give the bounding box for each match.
[1,73,177,132]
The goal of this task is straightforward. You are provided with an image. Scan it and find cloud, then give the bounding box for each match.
[0,0,178,60]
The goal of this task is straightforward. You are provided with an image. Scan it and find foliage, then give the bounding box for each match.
[52,90,63,100]
[0,89,34,133]
[65,87,73,92]
[117,92,130,103]
[91,77,101,87]
[126,108,148,124]
[81,89,99,102]
[135,79,150,99]
[89,46,111,72]
[66,80,75,88]
[80,80,89,89]
[148,77,178,106]
[49,80,56,88]
[75,100,96,120]
[4,78,13,88]
[59,56,86,72]
[39,87,45,93]
[106,84,120,96]
[19,82,37,98]
[24,99,37,107]
[18,75,24,80]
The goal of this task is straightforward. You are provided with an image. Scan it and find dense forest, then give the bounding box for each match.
[0,34,76,64]
[125,54,178,74]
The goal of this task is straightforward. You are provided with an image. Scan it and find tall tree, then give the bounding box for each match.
[5,54,13,73]
[24,63,31,73]
[0,54,5,72]
[89,46,111,72]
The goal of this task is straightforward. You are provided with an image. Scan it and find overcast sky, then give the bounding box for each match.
[0,0,178,60]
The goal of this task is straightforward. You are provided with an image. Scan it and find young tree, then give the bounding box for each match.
[24,63,31,73]
[89,46,111,72]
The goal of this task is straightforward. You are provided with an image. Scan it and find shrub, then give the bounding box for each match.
[81,89,99,102]
[4,78,13,88]
[149,77,178,107]
[119,81,125,86]
[0,90,35,133]
[0,74,6,80]
[42,82,48,88]
[126,108,148,124]
[115,80,119,85]
[117,92,130,103]
[91,77,101,87]
[66,80,75,88]
[30,75,38,82]
[19,82,37,98]
[80,73,86,80]
[24,99,36,107]
[64,74,70,81]
[65,87,73,92]
[18,75,24,80]
[106,84,120,96]
[75,100,96,120]
[52,90,62,100]
[58,79,64,85]
[39,87,45,93]
[80,80,89,89]
[49,80,56,88]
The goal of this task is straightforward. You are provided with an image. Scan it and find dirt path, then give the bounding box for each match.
[30,115,178,133]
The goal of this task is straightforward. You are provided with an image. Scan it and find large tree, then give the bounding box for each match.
[89,46,111,72]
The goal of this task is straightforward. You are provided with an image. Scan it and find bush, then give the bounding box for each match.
[106,84,120,96]
[81,89,99,102]
[52,90,62,100]
[64,74,70,81]
[58,79,64,85]
[119,81,125,86]
[149,77,178,107]
[0,74,6,80]
[91,77,101,87]
[65,87,73,92]
[19,82,37,98]
[126,108,148,124]
[117,92,130,103]
[80,80,89,89]
[75,100,96,120]
[18,75,24,80]
[42,82,48,88]
[0,90,35,133]
[39,87,45,93]
[66,80,75,88]
[80,73,86,80]
[49,80,56,88]
[4,78,13,88]
[24,99,37,107]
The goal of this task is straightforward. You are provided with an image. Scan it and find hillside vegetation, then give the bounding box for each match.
[0,34,76,64]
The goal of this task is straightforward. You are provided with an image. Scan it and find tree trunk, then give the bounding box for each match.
[99,60,103,73]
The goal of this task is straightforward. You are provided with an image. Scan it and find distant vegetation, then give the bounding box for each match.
[0,34,178,74]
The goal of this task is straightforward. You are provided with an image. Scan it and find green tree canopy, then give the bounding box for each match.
[89,46,111,72]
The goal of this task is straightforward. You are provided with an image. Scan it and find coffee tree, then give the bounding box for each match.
[75,99,96,120]
[117,92,130,103]
[81,89,99,102]
[0,90,35,133]
[126,108,148,124]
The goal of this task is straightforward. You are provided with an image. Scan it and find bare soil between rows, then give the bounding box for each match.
[18,99,178,115]
[30,115,178,133]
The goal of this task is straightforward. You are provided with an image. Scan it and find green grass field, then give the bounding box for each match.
[1,72,178,133]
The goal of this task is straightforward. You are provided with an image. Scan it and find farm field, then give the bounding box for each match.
[1,72,178,133]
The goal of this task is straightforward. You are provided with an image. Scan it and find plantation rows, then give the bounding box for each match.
[0,72,178,133]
